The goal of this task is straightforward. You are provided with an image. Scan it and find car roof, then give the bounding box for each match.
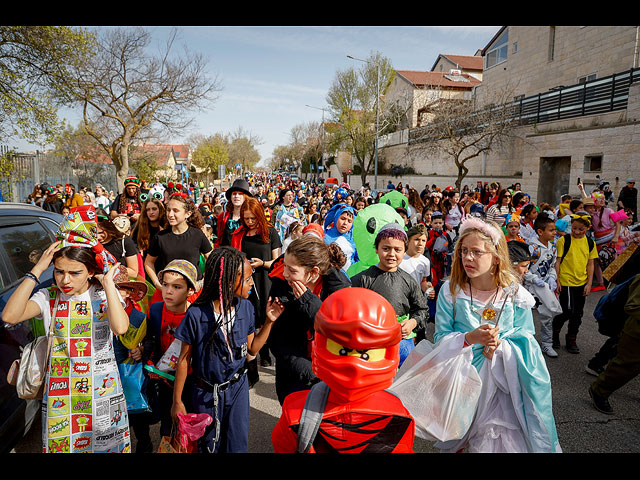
[0,202,64,223]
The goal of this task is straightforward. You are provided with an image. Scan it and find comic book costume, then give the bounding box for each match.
[272,288,415,453]
[29,205,131,453]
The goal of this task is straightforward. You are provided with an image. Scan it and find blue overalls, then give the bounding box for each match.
[174,298,255,453]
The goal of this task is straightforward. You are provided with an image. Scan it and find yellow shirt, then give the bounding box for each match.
[556,235,598,286]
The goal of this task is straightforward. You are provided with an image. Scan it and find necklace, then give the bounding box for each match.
[468,282,500,323]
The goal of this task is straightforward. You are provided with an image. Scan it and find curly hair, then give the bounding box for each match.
[167,193,204,229]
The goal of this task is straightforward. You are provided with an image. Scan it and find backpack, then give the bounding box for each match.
[559,234,595,263]
[593,275,636,337]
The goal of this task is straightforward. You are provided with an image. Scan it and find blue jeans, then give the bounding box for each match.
[399,338,415,367]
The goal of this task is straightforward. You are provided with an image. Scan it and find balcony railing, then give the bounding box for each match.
[408,67,640,145]
[514,67,640,125]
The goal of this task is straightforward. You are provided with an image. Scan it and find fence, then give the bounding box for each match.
[0,149,117,203]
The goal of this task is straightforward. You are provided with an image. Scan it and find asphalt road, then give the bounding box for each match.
[9,288,640,453]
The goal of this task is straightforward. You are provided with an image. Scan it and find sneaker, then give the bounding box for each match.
[541,343,558,358]
[565,335,580,354]
[589,386,613,414]
[585,364,605,376]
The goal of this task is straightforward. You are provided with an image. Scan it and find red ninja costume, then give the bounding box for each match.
[272,288,415,453]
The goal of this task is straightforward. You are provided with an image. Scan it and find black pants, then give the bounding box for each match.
[553,284,587,337]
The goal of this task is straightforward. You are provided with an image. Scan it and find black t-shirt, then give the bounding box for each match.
[148,226,212,279]
[103,235,140,263]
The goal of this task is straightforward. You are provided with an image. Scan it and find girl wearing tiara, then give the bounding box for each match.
[433,216,561,453]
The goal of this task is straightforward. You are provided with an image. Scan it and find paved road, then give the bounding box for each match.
[10,289,640,453]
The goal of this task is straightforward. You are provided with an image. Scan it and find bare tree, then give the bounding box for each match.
[61,27,221,192]
[408,85,520,190]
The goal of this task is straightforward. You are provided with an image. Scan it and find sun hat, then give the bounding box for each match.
[157,259,198,290]
[113,271,148,302]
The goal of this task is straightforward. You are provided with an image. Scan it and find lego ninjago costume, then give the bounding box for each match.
[271,287,415,453]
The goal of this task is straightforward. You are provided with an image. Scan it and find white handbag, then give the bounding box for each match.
[7,293,59,400]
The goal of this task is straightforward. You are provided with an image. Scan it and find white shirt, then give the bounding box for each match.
[399,254,431,288]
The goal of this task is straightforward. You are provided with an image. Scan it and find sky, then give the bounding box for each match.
[8,26,500,167]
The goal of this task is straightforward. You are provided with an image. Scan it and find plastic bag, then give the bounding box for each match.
[118,318,148,364]
[176,413,213,452]
[118,362,150,414]
[389,333,482,442]
[529,283,562,318]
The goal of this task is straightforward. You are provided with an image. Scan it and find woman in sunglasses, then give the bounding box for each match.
[486,189,515,227]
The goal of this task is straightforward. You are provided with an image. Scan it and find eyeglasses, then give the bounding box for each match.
[460,248,491,259]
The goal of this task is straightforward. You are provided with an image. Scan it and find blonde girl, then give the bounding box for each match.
[433,216,561,453]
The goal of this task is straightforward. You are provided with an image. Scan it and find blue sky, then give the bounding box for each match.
[10,26,500,166]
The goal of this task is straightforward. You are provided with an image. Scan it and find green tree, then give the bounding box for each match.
[326,52,396,186]
[192,134,229,179]
[227,127,262,173]
[0,26,95,144]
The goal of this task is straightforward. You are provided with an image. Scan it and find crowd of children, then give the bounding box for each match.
[6,173,639,453]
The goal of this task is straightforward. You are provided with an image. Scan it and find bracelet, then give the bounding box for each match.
[24,272,40,284]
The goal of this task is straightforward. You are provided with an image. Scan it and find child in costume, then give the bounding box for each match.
[351,223,429,367]
[400,224,435,339]
[146,259,198,439]
[172,247,283,453]
[504,213,526,243]
[433,216,561,453]
[426,211,453,285]
[552,211,598,354]
[112,271,154,453]
[272,288,415,453]
[346,203,405,277]
[522,215,561,358]
[2,205,131,453]
[323,203,358,272]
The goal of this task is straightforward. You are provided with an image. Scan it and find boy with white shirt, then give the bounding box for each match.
[523,214,561,357]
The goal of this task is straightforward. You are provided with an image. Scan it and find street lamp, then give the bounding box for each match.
[305,104,328,182]
[347,54,380,190]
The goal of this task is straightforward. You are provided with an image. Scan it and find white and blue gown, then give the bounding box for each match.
[433,281,562,453]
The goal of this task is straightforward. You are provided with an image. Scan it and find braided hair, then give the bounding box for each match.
[195,247,248,351]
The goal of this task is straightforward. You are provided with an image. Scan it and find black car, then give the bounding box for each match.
[0,202,63,452]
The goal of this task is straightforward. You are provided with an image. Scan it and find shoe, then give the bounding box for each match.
[585,364,605,376]
[541,343,558,358]
[260,355,272,367]
[565,335,580,354]
[589,386,613,414]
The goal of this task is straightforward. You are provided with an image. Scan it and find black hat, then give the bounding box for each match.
[507,240,533,264]
[225,178,252,200]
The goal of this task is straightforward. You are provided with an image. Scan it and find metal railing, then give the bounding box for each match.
[514,67,640,125]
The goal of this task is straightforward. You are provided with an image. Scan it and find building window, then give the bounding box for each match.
[578,73,597,84]
[548,26,556,62]
[584,154,603,173]
[485,29,509,69]
[512,42,518,54]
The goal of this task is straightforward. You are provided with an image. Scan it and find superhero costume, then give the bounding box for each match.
[272,287,415,453]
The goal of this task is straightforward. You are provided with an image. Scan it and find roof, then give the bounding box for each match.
[430,54,484,72]
[396,70,482,89]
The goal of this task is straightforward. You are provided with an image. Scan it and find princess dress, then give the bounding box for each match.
[433,281,561,453]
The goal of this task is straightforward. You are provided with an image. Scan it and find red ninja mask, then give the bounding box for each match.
[313,288,402,403]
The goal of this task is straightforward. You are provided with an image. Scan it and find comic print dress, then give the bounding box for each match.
[30,285,131,453]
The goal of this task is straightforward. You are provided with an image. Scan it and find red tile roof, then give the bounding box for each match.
[396,70,482,89]
[437,54,484,71]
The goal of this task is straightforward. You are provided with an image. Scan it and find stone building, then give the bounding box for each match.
[370,26,640,203]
